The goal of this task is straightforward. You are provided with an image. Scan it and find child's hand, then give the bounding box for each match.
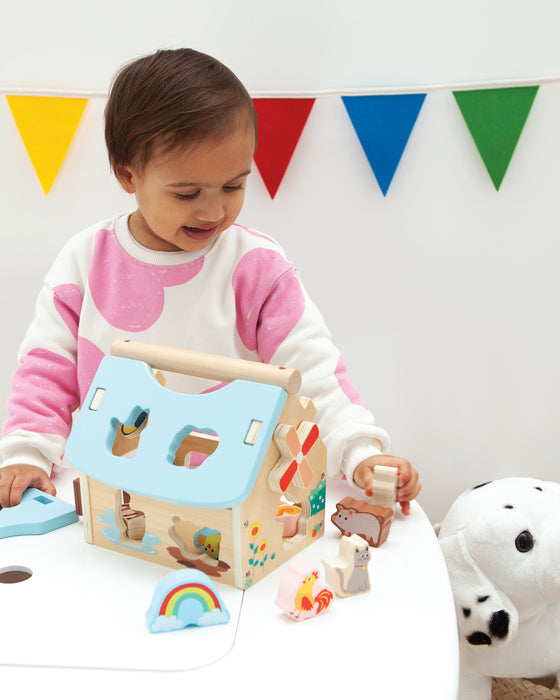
[0,464,56,508]
[353,455,421,516]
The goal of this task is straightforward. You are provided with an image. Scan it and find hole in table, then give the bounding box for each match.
[0,566,33,584]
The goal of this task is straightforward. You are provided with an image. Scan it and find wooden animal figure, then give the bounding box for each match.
[323,535,371,597]
[275,558,334,621]
[370,464,398,508]
[115,490,146,542]
[275,502,302,537]
[168,517,222,568]
[111,409,150,457]
[331,496,393,547]
[193,528,221,559]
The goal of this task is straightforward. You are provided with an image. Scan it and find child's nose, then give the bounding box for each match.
[196,194,225,222]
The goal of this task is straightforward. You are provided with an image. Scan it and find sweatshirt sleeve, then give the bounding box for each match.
[0,273,82,476]
[232,247,390,486]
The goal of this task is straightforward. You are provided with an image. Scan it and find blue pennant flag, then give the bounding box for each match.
[342,94,427,196]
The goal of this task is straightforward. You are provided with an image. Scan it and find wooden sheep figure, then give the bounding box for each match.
[66,340,327,590]
[370,465,398,508]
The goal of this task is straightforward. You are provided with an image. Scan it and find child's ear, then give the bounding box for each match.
[114,164,137,194]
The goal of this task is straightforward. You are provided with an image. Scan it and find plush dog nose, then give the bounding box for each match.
[489,609,510,639]
[467,609,510,646]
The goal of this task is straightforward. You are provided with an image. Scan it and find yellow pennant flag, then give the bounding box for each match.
[6,95,88,195]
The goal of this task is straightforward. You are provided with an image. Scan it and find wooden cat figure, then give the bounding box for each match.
[323,534,371,597]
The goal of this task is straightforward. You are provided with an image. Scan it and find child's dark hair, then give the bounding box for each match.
[105,48,257,173]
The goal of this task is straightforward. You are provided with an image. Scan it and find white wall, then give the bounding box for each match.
[1,0,559,523]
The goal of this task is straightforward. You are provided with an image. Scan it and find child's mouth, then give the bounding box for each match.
[183,225,218,241]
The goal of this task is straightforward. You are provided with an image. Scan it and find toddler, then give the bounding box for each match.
[0,49,420,512]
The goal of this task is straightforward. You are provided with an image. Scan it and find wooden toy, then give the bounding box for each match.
[331,496,393,547]
[67,340,327,589]
[146,569,230,632]
[276,503,302,537]
[0,488,78,538]
[323,534,371,597]
[275,558,334,620]
[370,464,398,508]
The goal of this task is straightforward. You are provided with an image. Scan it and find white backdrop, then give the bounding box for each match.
[1,0,559,523]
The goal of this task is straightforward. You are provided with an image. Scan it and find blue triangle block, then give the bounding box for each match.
[342,94,426,195]
[0,488,78,538]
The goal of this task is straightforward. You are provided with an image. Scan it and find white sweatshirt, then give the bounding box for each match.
[0,212,389,484]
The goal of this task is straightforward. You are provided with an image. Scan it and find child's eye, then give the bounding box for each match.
[174,191,199,200]
[223,184,244,193]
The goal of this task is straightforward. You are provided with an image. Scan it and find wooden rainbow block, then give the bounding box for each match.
[146,569,230,633]
[66,341,327,590]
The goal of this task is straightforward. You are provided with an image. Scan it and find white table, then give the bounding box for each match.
[0,469,458,699]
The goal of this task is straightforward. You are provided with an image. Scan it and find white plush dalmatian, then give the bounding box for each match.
[438,478,560,700]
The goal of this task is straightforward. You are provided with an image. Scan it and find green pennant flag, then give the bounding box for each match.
[453,86,538,190]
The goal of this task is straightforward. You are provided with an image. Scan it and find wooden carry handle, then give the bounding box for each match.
[110,339,302,394]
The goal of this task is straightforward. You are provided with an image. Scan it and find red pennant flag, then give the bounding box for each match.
[253,98,315,198]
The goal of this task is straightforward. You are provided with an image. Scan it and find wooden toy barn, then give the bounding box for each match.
[67,340,327,589]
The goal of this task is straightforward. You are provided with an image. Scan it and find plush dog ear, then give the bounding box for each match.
[440,530,518,648]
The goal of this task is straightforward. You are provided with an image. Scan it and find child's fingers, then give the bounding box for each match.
[397,469,421,503]
[0,470,25,508]
[32,471,57,497]
[354,455,421,514]
[399,501,411,516]
[0,470,14,508]
[0,466,56,508]
[353,461,375,493]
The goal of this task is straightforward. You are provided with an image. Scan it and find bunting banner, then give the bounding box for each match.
[0,83,546,198]
[453,86,539,190]
[6,95,88,195]
[252,98,315,198]
[342,93,427,195]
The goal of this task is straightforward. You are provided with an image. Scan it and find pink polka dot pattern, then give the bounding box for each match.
[335,355,369,409]
[232,249,304,363]
[3,348,78,438]
[53,284,83,339]
[88,229,204,332]
[77,337,105,406]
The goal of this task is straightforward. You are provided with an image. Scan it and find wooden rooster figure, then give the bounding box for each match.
[275,559,334,621]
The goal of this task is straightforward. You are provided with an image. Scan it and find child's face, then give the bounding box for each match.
[119,124,255,252]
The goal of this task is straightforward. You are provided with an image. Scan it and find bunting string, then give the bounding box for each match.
[1,75,558,197]
[2,72,559,97]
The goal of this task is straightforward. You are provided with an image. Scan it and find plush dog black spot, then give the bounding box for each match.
[467,631,492,645]
[466,609,510,646]
[472,481,492,490]
[489,610,510,639]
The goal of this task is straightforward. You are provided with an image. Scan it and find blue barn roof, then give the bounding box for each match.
[66,356,287,509]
